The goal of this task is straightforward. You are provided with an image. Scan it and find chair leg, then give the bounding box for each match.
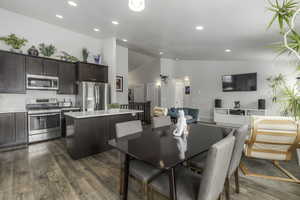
[234,169,240,194]
[143,182,148,200]
[224,177,230,200]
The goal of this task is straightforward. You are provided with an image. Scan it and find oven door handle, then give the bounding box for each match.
[29,113,61,117]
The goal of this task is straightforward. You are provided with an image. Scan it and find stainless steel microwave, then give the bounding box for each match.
[26,74,59,90]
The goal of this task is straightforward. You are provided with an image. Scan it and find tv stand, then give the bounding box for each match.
[214,108,267,127]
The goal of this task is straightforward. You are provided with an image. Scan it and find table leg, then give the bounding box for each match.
[121,154,130,200]
[168,168,177,200]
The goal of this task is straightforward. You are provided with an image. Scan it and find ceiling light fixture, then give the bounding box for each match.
[195,26,204,30]
[56,14,63,19]
[112,21,119,25]
[122,39,128,42]
[159,52,164,55]
[129,0,145,12]
[93,28,100,32]
[68,1,77,7]
[225,49,231,53]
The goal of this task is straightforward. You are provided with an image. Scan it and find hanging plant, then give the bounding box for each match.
[38,43,56,57]
[0,34,28,52]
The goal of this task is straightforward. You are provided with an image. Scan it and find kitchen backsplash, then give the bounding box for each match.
[0,90,76,111]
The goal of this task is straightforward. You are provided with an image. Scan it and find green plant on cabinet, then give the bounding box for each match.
[0,33,28,52]
[38,43,56,57]
[82,48,89,62]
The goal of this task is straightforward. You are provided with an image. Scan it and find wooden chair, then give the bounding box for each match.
[240,116,300,184]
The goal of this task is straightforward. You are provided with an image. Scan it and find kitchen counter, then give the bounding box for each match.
[64,109,143,119]
[0,109,27,114]
[65,109,142,159]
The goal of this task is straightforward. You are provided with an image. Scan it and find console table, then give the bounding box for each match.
[214,108,267,127]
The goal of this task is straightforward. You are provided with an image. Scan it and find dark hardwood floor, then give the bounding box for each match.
[0,139,299,200]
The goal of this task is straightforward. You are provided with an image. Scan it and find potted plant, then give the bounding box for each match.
[108,103,121,112]
[82,48,89,62]
[57,51,79,62]
[0,34,28,53]
[267,0,300,120]
[38,43,56,57]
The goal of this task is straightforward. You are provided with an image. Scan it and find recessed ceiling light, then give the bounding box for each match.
[195,26,204,30]
[122,39,128,42]
[68,1,77,7]
[112,21,119,25]
[175,58,179,61]
[93,28,100,32]
[56,14,63,19]
[225,49,231,53]
[159,52,164,55]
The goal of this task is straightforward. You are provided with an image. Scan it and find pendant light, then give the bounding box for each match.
[128,0,145,12]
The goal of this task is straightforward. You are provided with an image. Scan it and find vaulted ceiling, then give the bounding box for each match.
[0,0,285,60]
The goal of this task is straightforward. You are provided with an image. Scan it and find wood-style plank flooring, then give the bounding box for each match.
[0,139,299,200]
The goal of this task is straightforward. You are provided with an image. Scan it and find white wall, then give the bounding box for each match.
[129,58,161,87]
[174,60,297,121]
[102,37,117,103]
[0,8,102,60]
[116,45,128,104]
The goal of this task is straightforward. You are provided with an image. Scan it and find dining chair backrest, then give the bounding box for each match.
[245,116,300,161]
[198,134,235,200]
[115,120,143,138]
[152,116,172,129]
[228,125,249,176]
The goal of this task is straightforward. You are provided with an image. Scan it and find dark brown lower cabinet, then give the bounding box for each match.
[0,112,28,149]
[66,114,134,159]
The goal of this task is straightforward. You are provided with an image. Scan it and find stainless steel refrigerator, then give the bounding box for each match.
[76,82,110,111]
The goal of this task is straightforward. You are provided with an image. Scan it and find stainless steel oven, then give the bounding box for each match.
[28,110,61,143]
[27,74,59,90]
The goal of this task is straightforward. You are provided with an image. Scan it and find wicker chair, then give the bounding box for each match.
[241,116,300,183]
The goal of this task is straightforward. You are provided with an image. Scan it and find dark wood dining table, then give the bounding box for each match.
[108,123,228,200]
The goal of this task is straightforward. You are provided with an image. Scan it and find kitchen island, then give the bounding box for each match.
[65,109,143,159]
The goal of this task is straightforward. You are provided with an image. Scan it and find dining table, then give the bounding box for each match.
[108,123,230,200]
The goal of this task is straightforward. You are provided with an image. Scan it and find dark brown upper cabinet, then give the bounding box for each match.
[58,62,77,94]
[77,62,108,83]
[0,51,26,93]
[26,56,58,76]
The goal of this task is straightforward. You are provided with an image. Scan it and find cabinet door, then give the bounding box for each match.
[15,113,28,144]
[77,63,94,81]
[58,62,77,94]
[43,60,59,76]
[0,113,16,147]
[26,56,44,75]
[0,51,26,93]
[94,65,108,83]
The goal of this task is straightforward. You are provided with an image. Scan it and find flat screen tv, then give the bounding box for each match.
[222,73,257,92]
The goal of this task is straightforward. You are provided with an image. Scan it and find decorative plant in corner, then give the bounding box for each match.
[0,34,28,53]
[82,48,89,62]
[266,0,300,119]
[38,43,56,57]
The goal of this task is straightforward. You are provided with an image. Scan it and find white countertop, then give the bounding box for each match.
[64,109,143,119]
[0,109,27,114]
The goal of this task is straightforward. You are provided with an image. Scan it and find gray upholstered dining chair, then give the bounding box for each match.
[148,134,236,200]
[152,116,172,129]
[189,125,249,200]
[116,120,162,199]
